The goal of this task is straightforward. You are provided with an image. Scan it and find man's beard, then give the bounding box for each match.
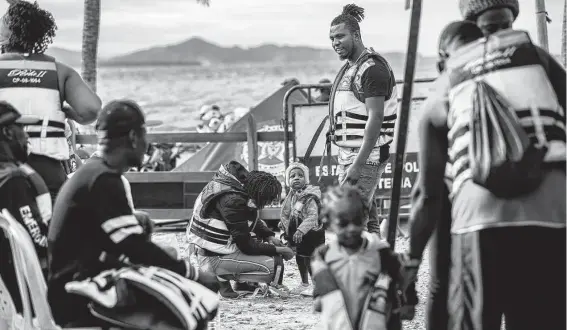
[11,144,28,162]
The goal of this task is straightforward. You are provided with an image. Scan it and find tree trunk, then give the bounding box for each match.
[81,0,101,93]
[562,0,566,68]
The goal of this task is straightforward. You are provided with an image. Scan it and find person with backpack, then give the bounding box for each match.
[407,21,484,330]
[279,162,325,297]
[311,184,417,330]
[327,4,399,236]
[407,16,566,330]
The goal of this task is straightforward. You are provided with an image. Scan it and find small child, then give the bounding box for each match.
[311,184,417,330]
[280,162,325,296]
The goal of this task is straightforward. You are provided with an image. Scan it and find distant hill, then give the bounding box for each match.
[45,47,82,67]
[102,37,433,67]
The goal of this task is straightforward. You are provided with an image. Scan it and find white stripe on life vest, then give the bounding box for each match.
[109,225,144,244]
[101,215,139,233]
[36,193,52,225]
[0,60,56,70]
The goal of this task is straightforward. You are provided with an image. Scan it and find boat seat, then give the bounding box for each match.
[0,210,119,330]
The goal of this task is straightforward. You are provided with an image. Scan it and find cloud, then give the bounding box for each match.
[0,0,563,56]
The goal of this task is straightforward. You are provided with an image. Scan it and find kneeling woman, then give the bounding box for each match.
[187,161,295,298]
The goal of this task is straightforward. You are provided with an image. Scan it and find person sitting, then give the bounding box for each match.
[0,101,51,314]
[312,184,417,330]
[279,162,324,296]
[187,160,295,298]
[47,100,218,327]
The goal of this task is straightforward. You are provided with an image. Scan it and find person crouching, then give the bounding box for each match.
[187,161,295,298]
[311,184,417,330]
[280,162,325,296]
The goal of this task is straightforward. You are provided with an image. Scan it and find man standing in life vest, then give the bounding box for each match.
[0,101,51,316]
[408,4,566,328]
[0,1,101,202]
[328,4,398,235]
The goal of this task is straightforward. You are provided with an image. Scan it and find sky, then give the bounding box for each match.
[0,0,564,57]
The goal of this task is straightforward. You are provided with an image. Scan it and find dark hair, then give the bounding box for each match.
[437,20,483,72]
[244,171,282,209]
[438,20,483,56]
[330,4,365,34]
[3,1,57,54]
[320,184,367,228]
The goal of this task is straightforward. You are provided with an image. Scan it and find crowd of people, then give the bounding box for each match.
[0,0,565,330]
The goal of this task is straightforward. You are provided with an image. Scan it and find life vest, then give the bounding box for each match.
[186,167,258,255]
[0,162,52,245]
[0,53,68,161]
[311,234,393,330]
[445,29,566,197]
[329,49,399,149]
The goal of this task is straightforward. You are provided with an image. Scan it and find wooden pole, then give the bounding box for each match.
[246,114,259,171]
[386,0,423,249]
[535,0,550,51]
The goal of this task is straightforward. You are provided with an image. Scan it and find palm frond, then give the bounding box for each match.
[195,0,210,7]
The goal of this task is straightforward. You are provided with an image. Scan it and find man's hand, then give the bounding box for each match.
[341,164,362,186]
[197,270,220,292]
[293,230,304,244]
[266,236,285,247]
[134,210,154,236]
[275,247,295,260]
[399,252,420,291]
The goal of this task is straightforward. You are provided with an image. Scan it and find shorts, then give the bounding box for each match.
[449,226,566,330]
[286,229,325,257]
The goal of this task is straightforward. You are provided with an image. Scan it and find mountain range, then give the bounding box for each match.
[46,37,437,68]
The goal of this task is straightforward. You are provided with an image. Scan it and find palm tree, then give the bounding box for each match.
[81,0,100,93]
[80,0,211,93]
[562,0,566,68]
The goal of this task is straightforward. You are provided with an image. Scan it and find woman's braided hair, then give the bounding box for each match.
[320,184,368,229]
[3,1,57,54]
[244,170,282,209]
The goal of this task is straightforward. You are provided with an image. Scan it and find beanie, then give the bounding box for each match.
[459,0,519,21]
[285,162,309,186]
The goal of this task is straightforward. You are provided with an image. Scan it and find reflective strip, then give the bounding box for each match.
[109,225,144,244]
[101,215,139,233]
[0,60,57,70]
[36,193,52,225]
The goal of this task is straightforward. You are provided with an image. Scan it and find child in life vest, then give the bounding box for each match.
[280,162,325,296]
[311,184,417,330]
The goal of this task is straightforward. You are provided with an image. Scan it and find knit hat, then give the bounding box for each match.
[285,162,309,186]
[459,0,519,21]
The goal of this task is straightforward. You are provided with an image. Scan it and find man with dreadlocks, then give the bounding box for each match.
[187,161,295,298]
[0,0,101,203]
[327,4,398,236]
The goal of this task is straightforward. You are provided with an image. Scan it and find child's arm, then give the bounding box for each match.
[279,196,291,232]
[296,198,319,234]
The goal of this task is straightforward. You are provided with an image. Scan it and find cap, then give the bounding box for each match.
[459,0,519,21]
[319,78,331,84]
[0,101,40,127]
[95,99,146,139]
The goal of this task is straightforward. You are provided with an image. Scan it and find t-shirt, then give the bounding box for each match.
[47,157,196,326]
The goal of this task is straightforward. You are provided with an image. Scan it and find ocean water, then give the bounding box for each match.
[92,60,438,131]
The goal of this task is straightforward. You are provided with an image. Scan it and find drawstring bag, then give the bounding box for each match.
[469,80,548,198]
[65,265,219,330]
